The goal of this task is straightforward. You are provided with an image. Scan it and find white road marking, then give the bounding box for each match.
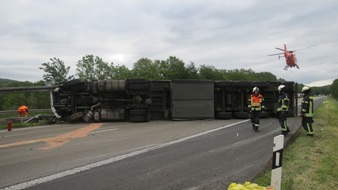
[90,128,118,134]
[3,119,249,190]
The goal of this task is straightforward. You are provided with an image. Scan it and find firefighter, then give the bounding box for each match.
[18,105,29,117]
[248,87,265,132]
[277,85,290,135]
[301,86,314,136]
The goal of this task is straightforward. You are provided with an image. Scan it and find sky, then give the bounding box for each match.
[1,0,337,87]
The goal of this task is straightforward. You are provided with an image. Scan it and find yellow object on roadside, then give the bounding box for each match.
[227,181,275,190]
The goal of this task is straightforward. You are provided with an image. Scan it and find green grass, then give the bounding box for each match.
[255,98,338,189]
[0,110,54,130]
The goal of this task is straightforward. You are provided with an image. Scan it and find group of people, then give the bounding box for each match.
[248,85,314,136]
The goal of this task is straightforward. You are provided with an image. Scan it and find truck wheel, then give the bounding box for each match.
[261,111,269,118]
[62,79,83,90]
[215,112,232,119]
[233,112,249,119]
[127,79,147,91]
[129,109,148,122]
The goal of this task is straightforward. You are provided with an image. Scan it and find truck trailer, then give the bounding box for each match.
[50,79,298,122]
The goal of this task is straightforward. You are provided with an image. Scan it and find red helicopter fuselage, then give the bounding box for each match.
[269,43,316,71]
[282,44,297,67]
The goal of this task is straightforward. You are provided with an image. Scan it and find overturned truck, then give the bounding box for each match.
[51,79,298,122]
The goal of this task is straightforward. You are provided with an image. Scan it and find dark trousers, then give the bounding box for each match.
[302,117,314,135]
[250,110,261,130]
[278,111,289,133]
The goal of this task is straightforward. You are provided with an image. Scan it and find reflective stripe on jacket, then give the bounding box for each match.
[277,92,289,112]
[301,95,313,117]
[248,94,264,111]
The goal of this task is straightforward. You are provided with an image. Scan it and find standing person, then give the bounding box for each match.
[301,86,314,136]
[248,87,265,132]
[18,105,29,117]
[277,85,290,135]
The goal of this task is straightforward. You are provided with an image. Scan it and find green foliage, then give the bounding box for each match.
[110,65,132,79]
[312,85,331,95]
[199,65,224,80]
[39,58,74,85]
[76,55,114,81]
[185,62,199,79]
[331,79,338,99]
[0,78,18,87]
[132,58,161,80]
[0,81,50,110]
[159,56,188,80]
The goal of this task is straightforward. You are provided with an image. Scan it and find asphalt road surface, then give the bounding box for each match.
[0,97,325,190]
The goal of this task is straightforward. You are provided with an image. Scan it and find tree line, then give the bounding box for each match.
[0,54,336,111]
[39,55,278,84]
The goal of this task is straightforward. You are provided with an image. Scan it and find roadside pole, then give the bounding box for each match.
[271,135,284,190]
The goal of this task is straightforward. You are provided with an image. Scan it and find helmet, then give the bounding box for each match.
[252,87,259,93]
[302,86,311,93]
[278,85,285,91]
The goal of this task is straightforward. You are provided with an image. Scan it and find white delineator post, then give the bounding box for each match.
[271,135,284,190]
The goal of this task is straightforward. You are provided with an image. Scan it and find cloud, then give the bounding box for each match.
[0,0,337,86]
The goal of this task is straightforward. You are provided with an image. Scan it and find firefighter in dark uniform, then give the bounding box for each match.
[248,87,265,132]
[277,85,290,135]
[301,86,314,136]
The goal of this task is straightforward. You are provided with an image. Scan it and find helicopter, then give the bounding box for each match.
[268,44,316,71]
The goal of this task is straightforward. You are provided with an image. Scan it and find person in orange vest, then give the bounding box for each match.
[18,105,29,117]
[248,87,265,132]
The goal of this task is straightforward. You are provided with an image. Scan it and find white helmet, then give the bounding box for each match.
[302,86,311,93]
[278,85,285,91]
[252,87,259,93]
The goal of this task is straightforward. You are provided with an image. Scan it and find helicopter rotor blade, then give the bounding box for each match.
[268,53,284,56]
[275,47,284,51]
[293,44,317,52]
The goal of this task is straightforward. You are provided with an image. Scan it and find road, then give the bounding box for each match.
[0,97,325,190]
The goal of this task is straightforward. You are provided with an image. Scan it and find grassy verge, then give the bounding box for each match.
[255,98,338,189]
[0,111,54,130]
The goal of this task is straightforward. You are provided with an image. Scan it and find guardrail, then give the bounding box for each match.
[0,109,52,114]
[0,86,55,93]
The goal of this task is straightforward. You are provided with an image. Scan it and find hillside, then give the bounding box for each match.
[0,78,19,87]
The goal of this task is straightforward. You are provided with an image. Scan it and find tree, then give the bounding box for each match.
[331,79,338,99]
[0,80,50,110]
[199,65,223,80]
[159,56,187,80]
[255,72,277,82]
[39,58,74,85]
[185,62,199,79]
[132,58,161,80]
[110,65,132,79]
[76,55,113,81]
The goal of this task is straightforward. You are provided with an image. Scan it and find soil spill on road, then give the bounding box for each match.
[0,123,103,150]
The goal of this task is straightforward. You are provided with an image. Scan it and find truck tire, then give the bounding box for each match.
[261,111,269,118]
[127,79,147,91]
[215,112,232,119]
[62,79,83,90]
[129,109,148,122]
[233,111,249,119]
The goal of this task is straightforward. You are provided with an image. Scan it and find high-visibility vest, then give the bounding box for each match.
[248,94,264,111]
[277,92,289,112]
[301,95,313,117]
